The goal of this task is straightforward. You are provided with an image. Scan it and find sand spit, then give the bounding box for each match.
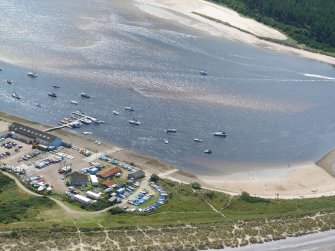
[135,0,335,65]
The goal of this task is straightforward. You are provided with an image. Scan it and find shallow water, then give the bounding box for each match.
[1,0,335,175]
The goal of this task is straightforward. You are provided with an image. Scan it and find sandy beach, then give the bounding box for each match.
[135,0,335,65]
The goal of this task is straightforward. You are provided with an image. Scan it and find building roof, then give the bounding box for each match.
[103,179,115,187]
[74,194,91,203]
[9,122,59,143]
[97,166,121,179]
[67,172,88,184]
[128,170,145,180]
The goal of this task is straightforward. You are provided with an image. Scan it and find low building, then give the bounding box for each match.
[103,179,115,188]
[97,166,121,179]
[74,194,92,204]
[67,172,88,187]
[108,196,117,205]
[128,170,145,180]
[9,122,62,148]
[86,191,101,200]
[90,175,99,186]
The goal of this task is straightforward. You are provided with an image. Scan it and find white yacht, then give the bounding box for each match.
[214,131,227,137]
[70,100,78,105]
[129,119,140,125]
[194,138,203,142]
[125,106,135,111]
[27,71,38,78]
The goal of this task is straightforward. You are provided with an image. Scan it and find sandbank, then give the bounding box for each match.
[135,0,335,65]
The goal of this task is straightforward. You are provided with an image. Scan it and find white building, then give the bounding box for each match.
[74,194,92,204]
[86,191,101,200]
[90,175,99,186]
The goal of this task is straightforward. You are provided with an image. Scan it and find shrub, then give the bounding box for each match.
[191,182,201,190]
[204,191,215,199]
[150,173,160,183]
[240,192,270,203]
[109,207,125,215]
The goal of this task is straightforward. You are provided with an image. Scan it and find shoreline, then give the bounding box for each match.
[2,111,335,199]
[135,0,335,66]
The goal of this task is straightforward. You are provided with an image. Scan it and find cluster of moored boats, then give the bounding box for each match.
[58,111,104,130]
[8,69,224,154]
[7,70,92,107]
[121,105,227,153]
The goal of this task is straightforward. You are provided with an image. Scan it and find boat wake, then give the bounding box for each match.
[303,73,335,80]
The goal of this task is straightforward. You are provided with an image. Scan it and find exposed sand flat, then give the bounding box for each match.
[197,162,335,199]
[135,0,335,65]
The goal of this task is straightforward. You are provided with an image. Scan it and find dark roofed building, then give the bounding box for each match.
[9,122,62,147]
[97,166,121,179]
[128,170,145,180]
[67,172,88,186]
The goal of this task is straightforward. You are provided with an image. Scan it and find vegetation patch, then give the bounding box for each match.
[210,0,335,53]
[0,173,54,224]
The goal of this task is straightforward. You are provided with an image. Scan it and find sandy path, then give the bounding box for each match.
[135,0,335,65]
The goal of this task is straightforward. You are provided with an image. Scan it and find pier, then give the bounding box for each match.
[43,111,101,132]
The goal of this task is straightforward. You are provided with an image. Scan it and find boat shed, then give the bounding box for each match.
[97,166,121,179]
[128,170,145,180]
[9,122,62,147]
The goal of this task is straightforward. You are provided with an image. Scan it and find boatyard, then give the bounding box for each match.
[0,118,170,213]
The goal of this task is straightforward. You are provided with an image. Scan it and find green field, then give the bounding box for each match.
[0,173,55,224]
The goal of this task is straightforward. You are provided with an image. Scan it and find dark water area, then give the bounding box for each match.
[1,0,335,175]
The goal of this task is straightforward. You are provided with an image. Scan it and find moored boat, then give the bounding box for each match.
[113,111,119,115]
[129,119,141,125]
[200,70,208,76]
[12,93,21,99]
[48,92,57,97]
[194,138,203,142]
[214,131,227,137]
[204,149,212,154]
[166,129,177,133]
[27,71,38,78]
[125,106,135,111]
[6,80,12,84]
[53,84,60,88]
[81,93,90,98]
[164,139,169,144]
[70,100,78,105]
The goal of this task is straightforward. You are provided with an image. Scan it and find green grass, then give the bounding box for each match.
[0,173,55,224]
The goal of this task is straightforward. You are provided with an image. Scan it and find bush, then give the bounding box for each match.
[205,191,215,199]
[109,207,125,215]
[240,192,270,203]
[150,173,160,183]
[191,182,201,190]
[10,230,19,239]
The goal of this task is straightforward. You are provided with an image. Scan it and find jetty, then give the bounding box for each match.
[44,111,101,132]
